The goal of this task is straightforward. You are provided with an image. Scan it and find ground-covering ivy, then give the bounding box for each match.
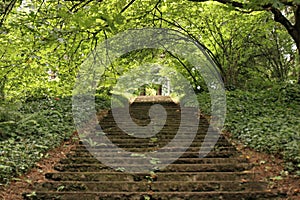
[0,95,110,185]
[197,83,300,174]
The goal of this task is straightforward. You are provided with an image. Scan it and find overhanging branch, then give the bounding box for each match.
[120,0,136,14]
[189,0,244,8]
[0,0,17,27]
[270,6,298,42]
[188,0,300,50]
[188,0,296,8]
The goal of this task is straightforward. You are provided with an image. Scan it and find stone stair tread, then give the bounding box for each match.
[71,146,236,150]
[45,171,259,181]
[53,163,252,167]
[60,157,248,161]
[23,191,280,200]
[58,157,249,165]
[77,140,228,145]
[36,180,268,192]
[38,180,266,183]
[45,171,256,175]
[53,163,253,173]
[67,151,240,158]
[72,146,236,150]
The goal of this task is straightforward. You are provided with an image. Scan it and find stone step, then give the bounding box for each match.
[108,111,195,115]
[103,113,196,118]
[106,111,196,118]
[78,138,230,144]
[74,143,233,149]
[99,128,208,133]
[23,191,280,200]
[99,129,208,133]
[79,135,226,141]
[103,116,193,120]
[59,157,249,165]
[36,181,268,192]
[108,116,196,120]
[79,137,228,142]
[71,145,236,152]
[99,126,206,131]
[67,150,240,158]
[45,171,257,182]
[53,163,253,172]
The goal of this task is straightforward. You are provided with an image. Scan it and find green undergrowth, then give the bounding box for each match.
[198,83,300,175]
[0,94,110,185]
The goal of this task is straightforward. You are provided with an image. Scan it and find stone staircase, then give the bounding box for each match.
[24,96,280,200]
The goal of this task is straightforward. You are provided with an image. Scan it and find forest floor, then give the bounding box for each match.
[0,131,299,200]
[0,132,79,200]
[223,131,300,199]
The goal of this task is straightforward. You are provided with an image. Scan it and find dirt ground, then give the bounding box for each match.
[223,131,300,200]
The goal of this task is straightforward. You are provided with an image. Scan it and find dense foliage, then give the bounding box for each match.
[0,97,74,184]
[1,1,299,99]
[0,95,110,184]
[198,84,300,174]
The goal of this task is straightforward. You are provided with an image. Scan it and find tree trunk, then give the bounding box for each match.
[156,85,162,95]
[0,76,6,101]
[271,5,300,84]
[297,50,300,84]
[140,86,146,96]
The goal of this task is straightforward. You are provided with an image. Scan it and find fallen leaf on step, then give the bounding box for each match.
[240,179,248,183]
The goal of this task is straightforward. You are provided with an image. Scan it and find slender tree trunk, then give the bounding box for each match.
[0,76,6,101]
[297,50,300,84]
[156,85,162,95]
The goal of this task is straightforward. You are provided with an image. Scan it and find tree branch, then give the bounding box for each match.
[120,0,136,14]
[270,6,299,43]
[189,0,244,8]
[294,5,300,36]
[0,0,17,27]
[188,0,300,52]
[189,0,296,8]
[71,0,95,13]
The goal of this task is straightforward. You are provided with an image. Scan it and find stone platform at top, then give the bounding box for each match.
[132,95,174,104]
